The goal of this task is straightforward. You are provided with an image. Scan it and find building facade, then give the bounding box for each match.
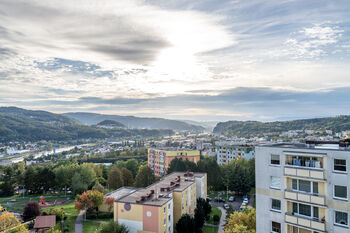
[113,172,207,233]
[216,145,254,165]
[148,148,201,176]
[256,143,350,233]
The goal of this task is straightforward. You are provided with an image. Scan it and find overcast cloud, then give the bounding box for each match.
[0,0,350,121]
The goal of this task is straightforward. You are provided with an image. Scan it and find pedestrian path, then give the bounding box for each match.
[218,207,226,233]
[75,210,85,233]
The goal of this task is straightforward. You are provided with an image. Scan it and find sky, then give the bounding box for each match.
[0,0,350,122]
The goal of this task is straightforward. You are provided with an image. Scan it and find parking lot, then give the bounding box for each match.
[209,194,254,211]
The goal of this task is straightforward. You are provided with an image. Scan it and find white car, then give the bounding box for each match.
[228,196,235,202]
[243,197,248,204]
[224,204,230,209]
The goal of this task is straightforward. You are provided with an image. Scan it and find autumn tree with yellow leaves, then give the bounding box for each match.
[224,208,256,233]
[0,204,29,233]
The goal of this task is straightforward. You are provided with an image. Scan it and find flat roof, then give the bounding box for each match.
[105,187,138,199]
[148,148,200,152]
[257,143,350,151]
[116,172,206,206]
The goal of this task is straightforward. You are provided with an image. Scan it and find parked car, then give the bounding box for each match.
[224,204,230,209]
[243,196,248,204]
[228,196,235,202]
[214,197,225,203]
[207,197,212,202]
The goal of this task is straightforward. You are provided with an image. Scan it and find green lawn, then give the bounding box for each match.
[207,206,222,225]
[42,200,78,214]
[0,195,73,213]
[83,220,102,233]
[203,225,219,233]
[48,215,76,233]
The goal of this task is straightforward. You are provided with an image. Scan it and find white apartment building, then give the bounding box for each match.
[256,141,350,233]
[216,145,254,164]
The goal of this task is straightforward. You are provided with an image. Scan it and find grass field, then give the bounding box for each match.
[83,220,102,233]
[42,200,78,214]
[0,195,73,213]
[207,206,222,225]
[203,225,219,233]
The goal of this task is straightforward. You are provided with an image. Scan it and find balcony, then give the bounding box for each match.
[284,166,325,180]
[285,213,327,232]
[284,190,326,206]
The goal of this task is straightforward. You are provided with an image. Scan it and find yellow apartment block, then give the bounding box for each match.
[112,172,207,233]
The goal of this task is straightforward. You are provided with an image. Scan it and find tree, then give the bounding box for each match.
[92,180,105,193]
[121,168,134,186]
[0,166,15,196]
[107,168,123,190]
[55,163,78,193]
[175,214,195,233]
[75,190,104,213]
[213,215,220,225]
[194,207,205,233]
[197,157,223,190]
[72,173,88,195]
[125,159,139,177]
[23,201,41,221]
[196,198,211,221]
[97,221,129,233]
[134,165,155,188]
[225,208,256,233]
[0,204,29,233]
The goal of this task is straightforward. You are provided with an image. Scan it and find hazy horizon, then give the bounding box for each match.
[1,0,350,121]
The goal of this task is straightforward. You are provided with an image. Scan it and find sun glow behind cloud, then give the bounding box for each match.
[0,0,350,120]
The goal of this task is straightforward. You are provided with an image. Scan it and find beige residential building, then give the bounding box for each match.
[256,141,350,233]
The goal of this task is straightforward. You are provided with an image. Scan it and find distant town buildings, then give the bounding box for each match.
[148,148,201,176]
[256,140,350,233]
[216,145,255,165]
[113,171,207,233]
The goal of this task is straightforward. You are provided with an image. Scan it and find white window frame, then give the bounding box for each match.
[270,176,281,190]
[270,154,280,166]
[334,158,347,173]
[334,210,349,227]
[271,221,281,233]
[334,185,348,201]
[271,199,281,212]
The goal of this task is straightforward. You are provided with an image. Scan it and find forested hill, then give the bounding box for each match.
[0,107,174,142]
[213,115,350,137]
[64,112,204,132]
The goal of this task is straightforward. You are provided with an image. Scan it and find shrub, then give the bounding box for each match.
[23,202,41,221]
[213,215,220,225]
[42,208,65,221]
[97,221,129,233]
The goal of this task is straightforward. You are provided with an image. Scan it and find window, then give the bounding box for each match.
[334,185,347,199]
[164,207,166,213]
[313,182,319,194]
[271,154,280,165]
[334,159,347,172]
[292,179,318,194]
[271,176,281,189]
[293,203,312,218]
[271,221,281,233]
[299,180,311,193]
[271,199,281,211]
[164,219,166,226]
[313,207,319,220]
[299,204,311,217]
[292,179,298,190]
[335,211,348,226]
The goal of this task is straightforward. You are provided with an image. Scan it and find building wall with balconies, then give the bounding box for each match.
[256,144,350,233]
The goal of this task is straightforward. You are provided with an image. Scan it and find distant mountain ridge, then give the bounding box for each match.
[0,107,174,142]
[213,115,350,137]
[96,120,126,128]
[64,112,204,132]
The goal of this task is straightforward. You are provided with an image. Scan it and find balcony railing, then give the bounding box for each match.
[285,212,327,232]
[284,190,326,206]
[284,166,326,180]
